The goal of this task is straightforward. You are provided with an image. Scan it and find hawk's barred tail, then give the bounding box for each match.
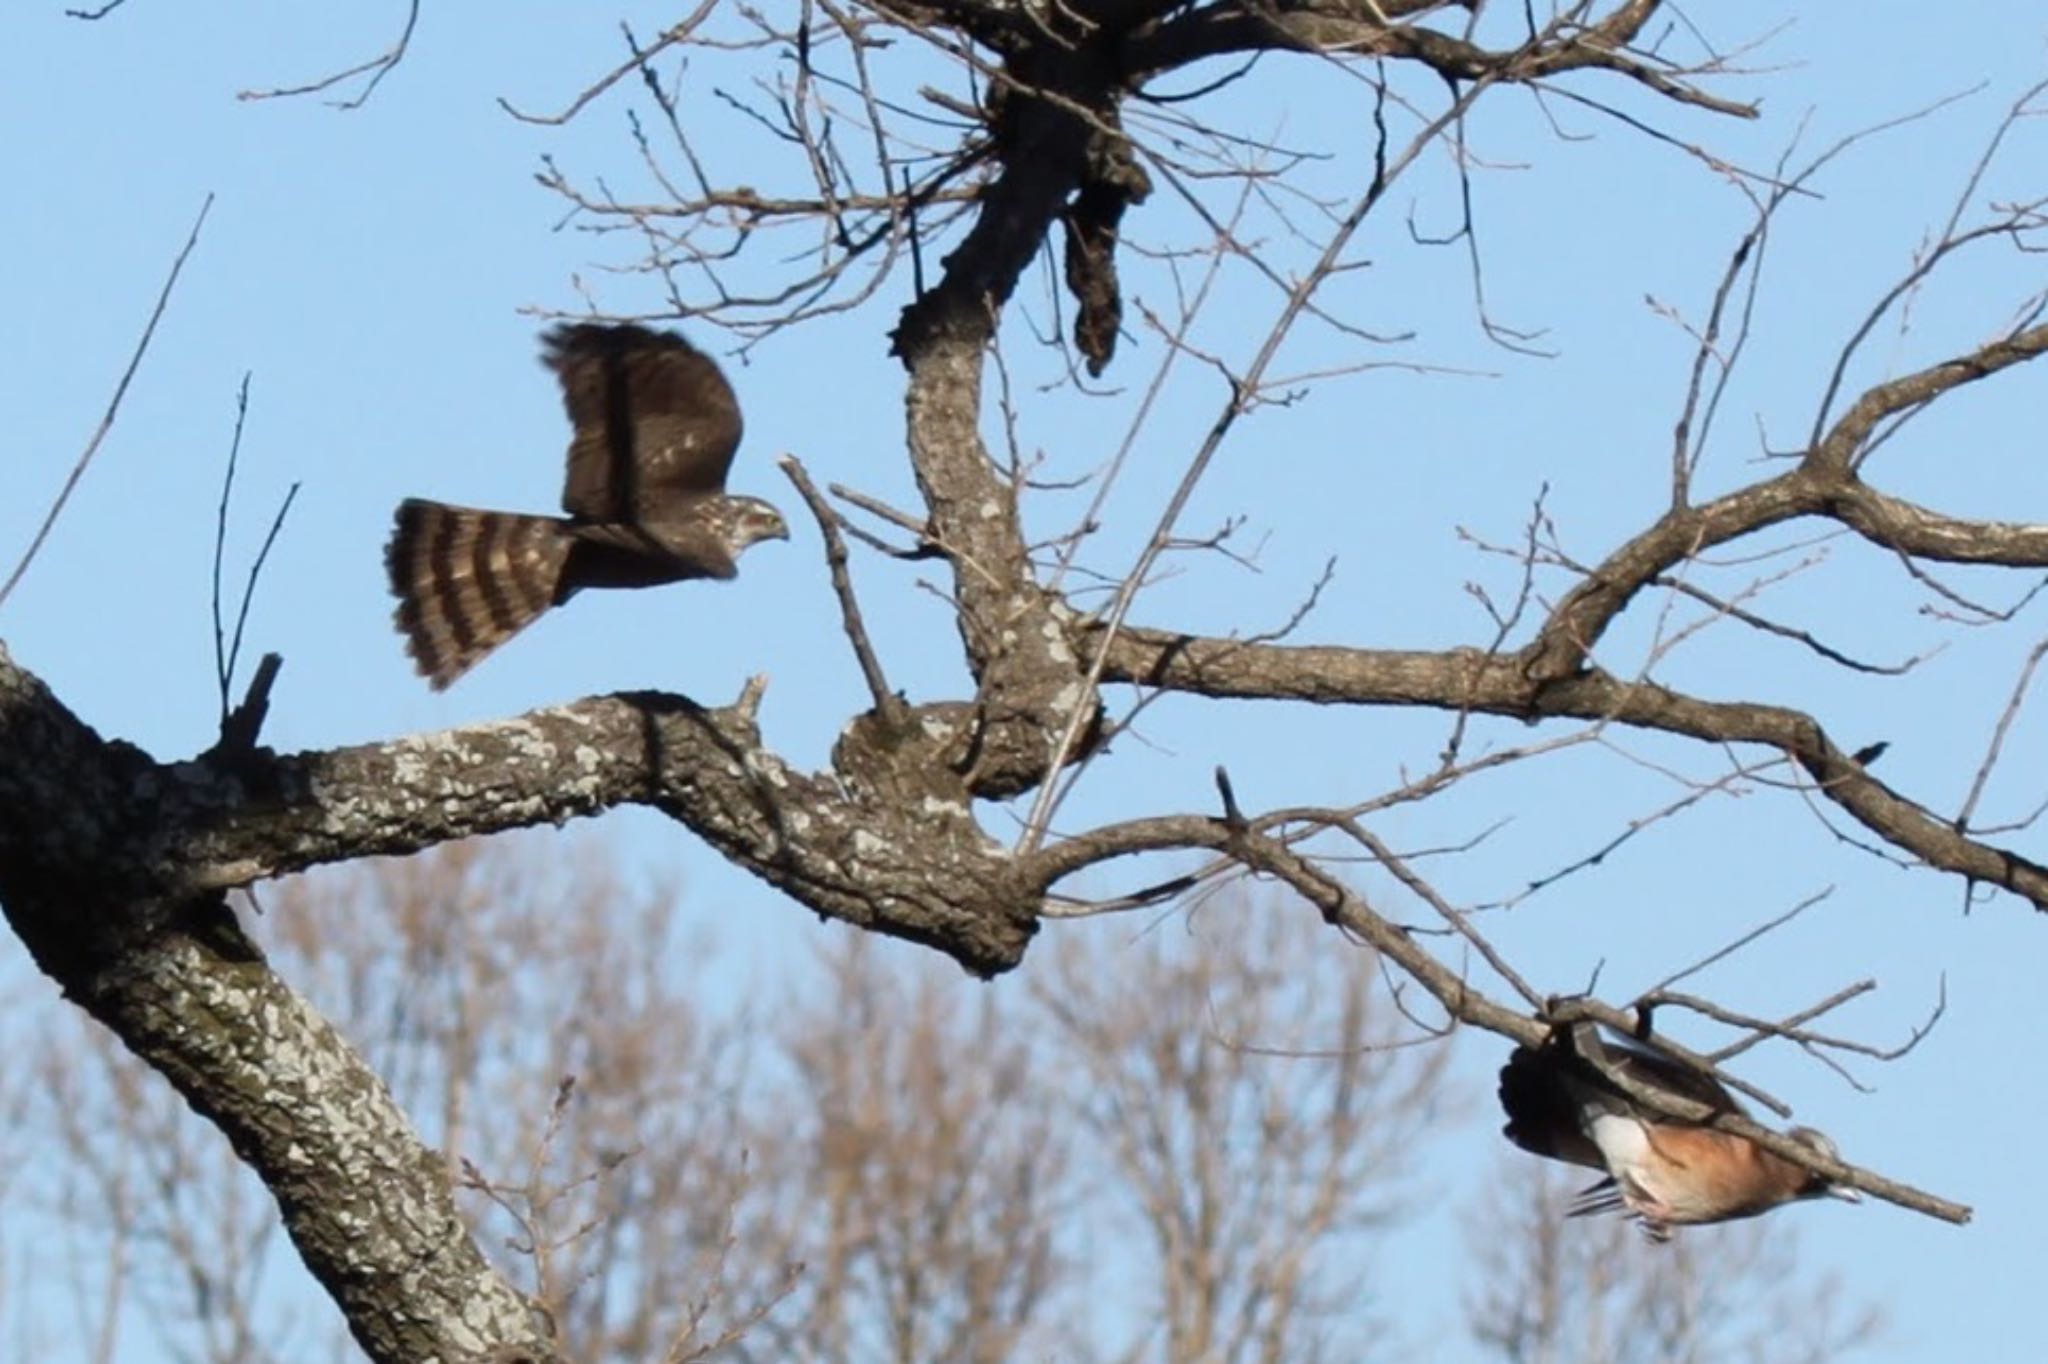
[386,499,572,689]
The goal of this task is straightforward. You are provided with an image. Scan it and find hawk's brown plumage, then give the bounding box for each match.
[387,324,788,689]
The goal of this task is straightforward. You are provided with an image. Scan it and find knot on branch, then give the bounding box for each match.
[832,704,976,807]
[619,695,1031,974]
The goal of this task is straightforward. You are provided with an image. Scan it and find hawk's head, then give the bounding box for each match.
[713,496,791,556]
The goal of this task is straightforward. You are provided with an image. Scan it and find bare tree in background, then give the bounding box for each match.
[1465,1162,1883,1364]
[3,1,2041,1359]
[1037,905,1447,1364]
[743,936,1071,1364]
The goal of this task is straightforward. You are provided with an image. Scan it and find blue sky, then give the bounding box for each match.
[4,2,2048,1359]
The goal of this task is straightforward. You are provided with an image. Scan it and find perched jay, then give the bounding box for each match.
[1498,1021,1861,1240]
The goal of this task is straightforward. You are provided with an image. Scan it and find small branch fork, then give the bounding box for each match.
[237,0,422,109]
[207,372,299,749]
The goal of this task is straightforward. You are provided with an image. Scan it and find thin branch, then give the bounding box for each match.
[497,6,716,126]
[1658,982,1877,1062]
[1634,887,1834,1000]
[1493,752,1790,910]
[781,455,905,726]
[237,0,422,110]
[1956,634,2048,834]
[1,194,212,613]
[224,482,301,712]
[211,373,255,724]
[1338,818,1545,1010]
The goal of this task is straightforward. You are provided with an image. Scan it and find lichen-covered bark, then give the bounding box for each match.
[46,902,552,1362]
[0,657,1038,976]
[889,45,1118,799]
[0,652,551,1363]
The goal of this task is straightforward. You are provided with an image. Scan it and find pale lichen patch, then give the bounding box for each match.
[920,795,970,820]
[1039,619,1076,664]
[744,751,792,788]
[388,746,435,789]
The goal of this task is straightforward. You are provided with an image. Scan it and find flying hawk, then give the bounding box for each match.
[386,323,788,689]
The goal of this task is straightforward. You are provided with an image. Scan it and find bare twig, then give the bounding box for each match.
[781,455,904,725]
[826,483,941,558]
[1491,751,1791,910]
[1635,887,1834,1001]
[237,0,422,109]
[222,482,301,722]
[1339,818,1546,1011]
[497,6,716,126]
[211,373,254,723]
[1957,634,2048,834]
[1,194,212,613]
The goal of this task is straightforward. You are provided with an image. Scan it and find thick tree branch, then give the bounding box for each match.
[1812,321,2048,471]
[1831,481,2048,564]
[0,646,1036,976]
[1077,628,2048,908]
[0,654,555,1363]
[888,53,1119,797]
[1521,322,2048,681]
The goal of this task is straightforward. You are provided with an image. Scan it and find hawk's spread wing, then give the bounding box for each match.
[542,323,745,523]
